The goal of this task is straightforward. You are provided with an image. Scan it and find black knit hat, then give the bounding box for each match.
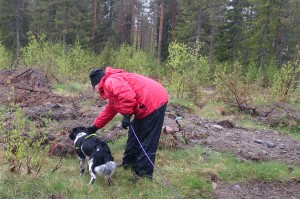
[89,68,105,88]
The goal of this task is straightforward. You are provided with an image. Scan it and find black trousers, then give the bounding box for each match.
[122,103,167,178]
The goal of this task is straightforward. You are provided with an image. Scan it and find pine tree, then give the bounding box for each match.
[214,0,247,62]
[0,0,30,57]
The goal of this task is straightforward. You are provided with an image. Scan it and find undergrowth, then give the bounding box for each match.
[1,142,300,199]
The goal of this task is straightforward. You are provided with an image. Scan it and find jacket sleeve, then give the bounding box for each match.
[93,102,118,129]
[105,76,137,115]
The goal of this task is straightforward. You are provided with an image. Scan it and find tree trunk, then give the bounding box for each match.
[15,0,21,58]
[108,0,114,34]
[273,0,283,63]
[157,0,164,65]
[140,11,143,49]
[195,3,202,44]
[208,2,218,72]
[93,0,97,50]
[62,3,67,48]
[119,0,125,44]
[131,0,136,47]
[171,0,176,41]
[136,19,139,50]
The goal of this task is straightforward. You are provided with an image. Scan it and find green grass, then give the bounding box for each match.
[216,154,300,182]
[52,82,90,96]
[1,142,300,199]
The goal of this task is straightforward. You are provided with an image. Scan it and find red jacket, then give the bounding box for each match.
[93,67,168,129]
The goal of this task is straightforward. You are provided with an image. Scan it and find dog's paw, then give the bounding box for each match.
[88,177,96,185]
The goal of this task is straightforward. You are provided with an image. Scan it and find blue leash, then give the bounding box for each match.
[130,124,183,199]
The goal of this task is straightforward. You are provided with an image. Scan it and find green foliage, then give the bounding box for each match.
[1,83,50,175]
[262,61,279,87]
[166,42,210,102]
[20,33,101,82]
[271,60,300,102]
[113,44,156,76]
[98,40,115,66]
[244,62,260,82]
[2,106,50,175]
[55,41,101,81]
[0,44,12,69]
[215,61,256,110]
[21,32,62,74]
[0,0,30,51]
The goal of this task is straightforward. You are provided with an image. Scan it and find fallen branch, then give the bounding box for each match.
[14,84,44,92]
[51,156,64,174]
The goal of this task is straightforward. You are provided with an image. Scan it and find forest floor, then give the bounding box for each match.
[1,68,300,199]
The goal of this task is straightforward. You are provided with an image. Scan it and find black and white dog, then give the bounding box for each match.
[69,127,117,185]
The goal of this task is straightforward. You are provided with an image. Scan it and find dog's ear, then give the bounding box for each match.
[69,127,79,140]
[69,131,75,140]
[69,127,87,140]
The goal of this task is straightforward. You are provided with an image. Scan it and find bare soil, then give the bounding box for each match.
[1,68,300,199]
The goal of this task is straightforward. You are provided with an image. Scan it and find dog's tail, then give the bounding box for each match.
[94,161,117,177]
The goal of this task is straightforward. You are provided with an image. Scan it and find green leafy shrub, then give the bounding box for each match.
[1,84,50,175]
[113,44,156,76]
[21,33,102,82]
[214,62,256,112]
[55,41,102,81]
[0,44,12,69]
[271,59,300,102]
[263,61,279,87]
[165,42,210,102]
[21,32,63,78]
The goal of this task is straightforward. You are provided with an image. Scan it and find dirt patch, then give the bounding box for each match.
[255,102,300,128]
[0,68,66,107]
[163,105,300,166]
[213,180,300,199]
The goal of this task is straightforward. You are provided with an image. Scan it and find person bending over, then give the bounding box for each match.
[87,66,168,180]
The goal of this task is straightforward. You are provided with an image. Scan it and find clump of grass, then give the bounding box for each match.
[211,153,300,183]
[235,115,269,130]
[198,100,237,121]
[52,82,90,96]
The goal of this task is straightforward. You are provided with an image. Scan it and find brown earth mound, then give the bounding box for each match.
[0,68,65,107]
[213,180,300,199]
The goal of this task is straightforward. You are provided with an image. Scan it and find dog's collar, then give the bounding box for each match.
[74,133,97,147]
[85,134,97,140]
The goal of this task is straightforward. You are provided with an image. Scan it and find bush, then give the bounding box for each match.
[165,42,210,102]
[0,44,12,69]
[21,32,64,78]
[1,86,50,175]
[271,60,300,102]
[21,33,102,82]
[214,62,256,111]
[55,41,102,81]
[113,44,156,76]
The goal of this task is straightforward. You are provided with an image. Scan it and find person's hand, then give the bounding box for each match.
[86,125,99,134]
[121,115,131,129]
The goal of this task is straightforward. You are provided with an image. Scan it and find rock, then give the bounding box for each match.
[254,139,276,148]
[212,182,218,189]
[212,124,225,131]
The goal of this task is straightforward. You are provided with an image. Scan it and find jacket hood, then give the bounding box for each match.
[104,67,125,77]
[97,67,125,99]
